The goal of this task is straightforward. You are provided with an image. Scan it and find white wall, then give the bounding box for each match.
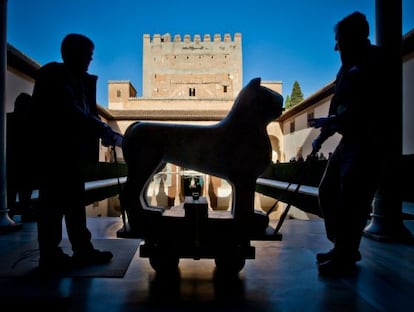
[5,70,34,112]
[282,95,342,161]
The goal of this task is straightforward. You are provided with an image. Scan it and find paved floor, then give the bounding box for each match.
[0,214,413,311]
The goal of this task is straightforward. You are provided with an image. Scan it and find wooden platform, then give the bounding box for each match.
[0,215,413,311]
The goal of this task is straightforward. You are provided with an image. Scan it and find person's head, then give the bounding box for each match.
[61,33,94,74]
[14,92,32,113]
[334,12,370,60]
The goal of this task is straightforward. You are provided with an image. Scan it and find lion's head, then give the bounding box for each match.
[225,77,284,125]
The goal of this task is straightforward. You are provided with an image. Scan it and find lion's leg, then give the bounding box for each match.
[232,179,255,218]
[120,156,165,236]
[232,179,269,234]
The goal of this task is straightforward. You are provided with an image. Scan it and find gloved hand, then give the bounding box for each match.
[102,126,123,147]
[311,137,322,155]
[308,117,331,128]
[113,132,123,147]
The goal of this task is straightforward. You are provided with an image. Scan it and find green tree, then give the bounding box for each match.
[284,95,291,109]
[289,80,304,108]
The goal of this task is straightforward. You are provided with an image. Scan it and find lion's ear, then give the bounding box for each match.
[248,77,261,88]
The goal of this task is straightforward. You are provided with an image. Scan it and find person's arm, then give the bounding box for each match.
[33,64,123,147]
[308,116,337,155]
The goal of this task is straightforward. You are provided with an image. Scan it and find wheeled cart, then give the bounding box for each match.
[118,196,282,275]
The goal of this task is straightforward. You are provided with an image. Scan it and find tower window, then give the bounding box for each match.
[290,121,295,133]
[116,90,121,97]
[189,88,196,96]
[307,112,314,127]
[223,86,228,93]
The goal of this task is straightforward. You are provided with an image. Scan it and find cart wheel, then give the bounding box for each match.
[149,254,180,273]
[214,256,245,275]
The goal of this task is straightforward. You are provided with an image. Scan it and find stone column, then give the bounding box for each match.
[0,0,22,232]
[364,0,412,241]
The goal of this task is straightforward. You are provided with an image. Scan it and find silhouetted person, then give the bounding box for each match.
[309,12,390,276]
[31,33,123,271]
[7,92,35,220]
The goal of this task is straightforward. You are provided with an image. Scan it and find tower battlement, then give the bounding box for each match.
[142,32,243,99]
[144,33,241,44]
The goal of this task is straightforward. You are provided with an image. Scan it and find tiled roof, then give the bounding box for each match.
[7,43,40,79]
[99,108,228,121]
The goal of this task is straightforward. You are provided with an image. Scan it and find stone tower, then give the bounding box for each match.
[142,33,243,99]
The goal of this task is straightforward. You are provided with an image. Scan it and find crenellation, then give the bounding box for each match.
[194,34,201,44]
[153,34,161,43]
[162,33,171,42]
[145,33,241,43]
[234,33,241,43]
[142,32,243,99]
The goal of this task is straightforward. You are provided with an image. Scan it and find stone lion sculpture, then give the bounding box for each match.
[120,77,284,236]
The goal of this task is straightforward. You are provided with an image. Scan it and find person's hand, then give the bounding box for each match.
[101,127,123,147]
[308,117,330,128]
[113,132,123,147]
[101,135,112,147]
[311,137,322,155]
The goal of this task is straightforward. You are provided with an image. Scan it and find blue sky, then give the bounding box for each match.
[6,0,414,107]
